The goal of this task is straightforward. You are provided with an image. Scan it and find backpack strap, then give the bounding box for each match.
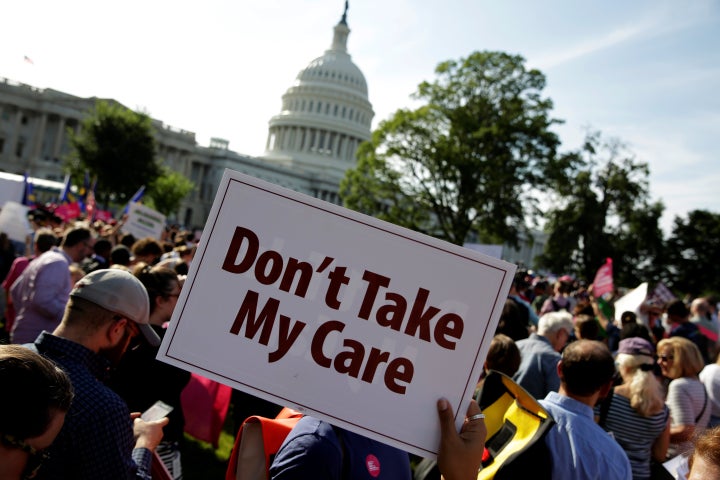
[696,386,708,424]
[597,388,614,430]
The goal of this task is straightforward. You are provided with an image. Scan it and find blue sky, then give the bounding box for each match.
[2,0,718,233]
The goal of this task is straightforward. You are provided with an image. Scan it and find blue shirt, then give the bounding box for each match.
[31,332,153,480]
[513,333,561,399]
[270,416,411,480]
[509,294,539,326]
[540,392,631,480]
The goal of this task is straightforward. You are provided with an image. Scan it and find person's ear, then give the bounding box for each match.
[556,359,564,380]
[107,317,127,343]
[598,379,613,398]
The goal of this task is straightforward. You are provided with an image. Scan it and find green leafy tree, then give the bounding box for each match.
[67,100,161,204]
[340,51,568,246]
[538,131,664,285]
[146,166,195,217]
[665,209,720,296]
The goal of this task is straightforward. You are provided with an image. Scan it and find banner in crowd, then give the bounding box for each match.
[157,169,516,458]
[592,257,614,298]
[614,282,648,322]
[0,201,32,243]
[54,201,81,222]
[124,202,166,240]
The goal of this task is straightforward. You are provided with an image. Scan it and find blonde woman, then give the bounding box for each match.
[597,337,670,480]
[657,337,710,458]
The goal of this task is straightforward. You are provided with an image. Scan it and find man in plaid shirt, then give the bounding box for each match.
[29,269,168,479]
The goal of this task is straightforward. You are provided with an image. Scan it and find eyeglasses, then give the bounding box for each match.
[0,433,50,479]
[658,354,674,362]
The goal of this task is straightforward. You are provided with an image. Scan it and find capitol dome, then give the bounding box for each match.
[262,4,374,185]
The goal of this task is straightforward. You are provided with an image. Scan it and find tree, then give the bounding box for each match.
[340,51,567,246]
[538,131,664,286]
[67,101,161,205]
[146,166,195,217]
[665,209,720,297]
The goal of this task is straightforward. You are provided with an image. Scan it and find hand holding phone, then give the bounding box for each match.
[141,400,174,422]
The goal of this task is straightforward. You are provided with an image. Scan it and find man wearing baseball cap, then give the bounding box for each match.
[28,269,167,479]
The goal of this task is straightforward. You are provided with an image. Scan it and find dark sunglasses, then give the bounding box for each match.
[658,354,674,362]
[1,433,50,479]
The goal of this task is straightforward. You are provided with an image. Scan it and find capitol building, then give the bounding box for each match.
[0,6,372,229]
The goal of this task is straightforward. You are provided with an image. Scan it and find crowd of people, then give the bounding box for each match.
[0,212,197,479]
[1,208,719,479]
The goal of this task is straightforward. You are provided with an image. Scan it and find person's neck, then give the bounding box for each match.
[52,324,101,353]
[558,385,599,408]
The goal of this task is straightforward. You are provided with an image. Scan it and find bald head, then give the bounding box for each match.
[559,340,615,397]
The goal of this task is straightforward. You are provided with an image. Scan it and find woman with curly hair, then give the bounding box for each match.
[596,337,670,479]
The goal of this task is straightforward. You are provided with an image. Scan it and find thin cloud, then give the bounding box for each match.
[533,22,655,69]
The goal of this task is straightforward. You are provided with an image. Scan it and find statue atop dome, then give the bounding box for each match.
[340,0,349,25]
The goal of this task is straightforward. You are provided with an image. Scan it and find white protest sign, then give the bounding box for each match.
[158,169,516,458]
[614,282,648,322]
[0,201,31,243]
[124,202,166,240]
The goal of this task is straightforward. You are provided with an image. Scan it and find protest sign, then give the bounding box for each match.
[614,282,648,322]
[124,202,166,240]
[157,169,516,458]
[592,258,614,298]
[0,201,31,243]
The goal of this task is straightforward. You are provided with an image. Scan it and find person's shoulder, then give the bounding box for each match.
[281,417,337,451]
[701,363,720,378]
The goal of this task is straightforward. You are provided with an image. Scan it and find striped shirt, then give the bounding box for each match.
[666,377,710,457]
[596,393,669,480]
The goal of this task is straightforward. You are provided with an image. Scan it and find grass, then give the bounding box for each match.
[182,428,235,479]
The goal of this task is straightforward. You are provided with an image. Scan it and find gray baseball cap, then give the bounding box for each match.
[70,269,160,347]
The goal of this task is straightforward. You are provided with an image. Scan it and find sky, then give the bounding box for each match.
[2,0,718,234]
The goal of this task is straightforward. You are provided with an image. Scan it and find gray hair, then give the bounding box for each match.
[538,311,573,336]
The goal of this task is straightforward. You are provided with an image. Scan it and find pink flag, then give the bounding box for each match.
[593,258,614,298]
[54,202,81,222]
[86,189,96,221]
[181,373,232,448]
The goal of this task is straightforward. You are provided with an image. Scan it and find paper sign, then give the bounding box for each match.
[0,201,32,243]
[614,282,648,323]
[124,203,166,240]
[157,169,516,458]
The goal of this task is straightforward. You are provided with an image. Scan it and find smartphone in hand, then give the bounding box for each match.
[141,400,174,422]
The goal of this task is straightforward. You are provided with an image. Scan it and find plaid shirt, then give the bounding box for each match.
[32,332,152,480]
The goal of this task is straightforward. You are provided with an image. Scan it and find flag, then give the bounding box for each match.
[58,174,75,203]
[122,185,146,215]
[593,258,614,298]
[180,374,232,448]
[21,172,35,206]
[647,282,676,306]
[23,55,34,65]
[86,177,97,221]
[78,171,90,213]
